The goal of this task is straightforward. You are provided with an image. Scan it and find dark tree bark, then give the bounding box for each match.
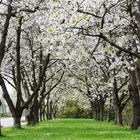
[13,110,22,128]
[90,95,106,121]
[26,71,64,124]
[113,78,123,126]
[46,93,51,120]
[112,77,130,126]
[0,16,23,128]
[0,1,12,66]
[129,69,140,129]
[0,99,2,136]
[26,95,39,125]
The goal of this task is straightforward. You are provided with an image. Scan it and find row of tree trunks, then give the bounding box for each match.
[40,105,46,122]
[90,95,105,121]
[26,94,54,125]
[0,16,23,128]
[0,1,53,128]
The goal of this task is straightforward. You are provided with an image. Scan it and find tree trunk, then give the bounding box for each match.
[26,104,34,125]
[95,109,100,120]
[26,110,39,125]
[107,110,112,122]
[12,109,22,128]
[33,106,39,123]
[112,78,123,126]
[99,97,105,121]
[46,94,52,120]
[113,104,123,126]
[115,108,123,126]
[90,100,101,120]
[27,102,39,125]
[90,101,95,119]
[94,100,100,120]
[53,105,58,119]
[131,102,140,129]
[107,98,113,122]
[0,2,12,67]
[100,104,104,121]
[0,100,2,136]
[42,107,46,121]
[13,116,21,128]
[129,70,140,129]
[49,101,53,119]
[39,107,43,122]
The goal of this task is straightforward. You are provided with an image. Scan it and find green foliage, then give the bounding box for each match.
[137,59,140,64]
[58,100,92,118]
[1,119,140,140]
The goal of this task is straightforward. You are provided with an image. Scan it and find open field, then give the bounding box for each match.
[1,119,140,140]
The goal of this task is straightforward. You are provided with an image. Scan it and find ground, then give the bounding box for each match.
[1,119,140,140]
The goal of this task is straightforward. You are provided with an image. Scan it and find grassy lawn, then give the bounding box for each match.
[1,119,140,140]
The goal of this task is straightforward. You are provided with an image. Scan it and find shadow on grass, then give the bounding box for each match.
[0,134,6,137]
[26,122,40,127]
[11,127,25,130]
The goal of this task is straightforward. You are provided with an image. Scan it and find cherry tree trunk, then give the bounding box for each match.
[39,107,43,122]
[14,116,21,128]
[90,100,102,120]
[130,68,140,129]
[13,110,22,128]
[26,112,34,125]
[107,98,113,122]
[26,96,39,125]
[90,101,96,119]
[114,108,123,126]
[95,110,100,120]
[100,106,104,121]
[131,102,140,129]
[99,99,105,121]
[43,111,46,121]
[27,106,39,125]
[112,78,123,126]
[53,105,58,119]
[46,96,53,120]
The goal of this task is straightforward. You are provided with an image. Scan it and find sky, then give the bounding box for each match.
[0,81,14,99]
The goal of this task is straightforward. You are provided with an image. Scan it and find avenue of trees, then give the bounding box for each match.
[0,0,140,131]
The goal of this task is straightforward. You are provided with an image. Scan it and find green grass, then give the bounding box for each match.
[1,119,140,140]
